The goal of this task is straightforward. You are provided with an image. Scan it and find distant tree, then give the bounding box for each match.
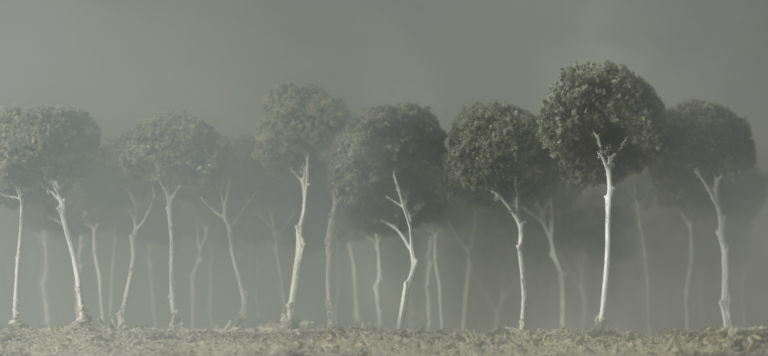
[330,103,446,329]
[0,106,100,324]
[118,112,219,327]
[538,61,665,327]
[253,83,351,325]
[445,102,555,329]
[649,100,755,328]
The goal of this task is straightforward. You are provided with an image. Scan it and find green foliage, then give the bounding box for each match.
[649,100,756,217]
[117,112,220,189]
[254,83,351,169]
[0,105,101,191]
[445,102,555,203]
[330,103,446,234]
[538,61,665,186]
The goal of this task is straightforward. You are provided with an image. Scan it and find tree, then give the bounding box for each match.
[445,102,555,329]
[253,83,351,326]
[330,103,446,328]
[649,100,756,328]
[538,61,665,327]
[118,112,219,327]
[0,106,100,324]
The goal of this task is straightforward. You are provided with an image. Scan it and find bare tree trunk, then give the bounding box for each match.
[432,233,443,329]
[201,182,248,326]
[261,209,292,308]
[345,241,360,324]
[107,231,117,322]
[3,188,24,326]
[159,181,181,328]
[145,244,158,327]
[77,234,85,273]
[525,200,567,328]
[207,251,214,328]
[631,188,652,334]
[423,235,433,329]
[281,154,310,326]
[116,235,136,328]
[681,211,694,330]
[492,190,527,330]
[47,181,89,324]
[367,234,383,327]
[87,224,105,324]
[324,197,338,325]
[188,224,208,328]
[448,211,477,331]
[39,229,51,326]
[382,171,418,329]
[694,169,732,328]
[116,189,154,329]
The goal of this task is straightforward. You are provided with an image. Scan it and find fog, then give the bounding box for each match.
[0,1,767,331]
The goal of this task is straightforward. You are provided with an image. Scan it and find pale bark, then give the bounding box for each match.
[524,200,566,328]
[116,189,154,328]
[694,169,732,328]
[107,231,117,321]
[347,241,360,324]
[382,171,418,329]
[631,188,652,334]
[681,211,694,330]
[366,234,384,327]
[423,234,433,329]
[261,210,292,307]
[323,197,338,325]
[87,223,105,323]
[201,181,248,326]
[281,154,310,326]
[491,189,527,330]
[432,232,443,329]
[158,181,181,328]
[2,188,24,326]
[188,224,209,328]
[145,244,158,327]
[47,181,89,324]
[38,230,51,326]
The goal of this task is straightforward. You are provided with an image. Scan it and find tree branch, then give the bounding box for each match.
[381,219,409,249]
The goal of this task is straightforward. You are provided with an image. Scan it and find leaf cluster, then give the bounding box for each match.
[538,61,665,186]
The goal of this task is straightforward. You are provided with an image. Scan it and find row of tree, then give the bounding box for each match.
[1,60,762,331]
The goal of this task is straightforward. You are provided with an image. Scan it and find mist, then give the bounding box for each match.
[1,1,768,334]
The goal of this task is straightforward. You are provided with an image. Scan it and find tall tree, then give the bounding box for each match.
[253,83,351,326]
[538,61,665,327]
[118,112,219,327]
[330,103,446,329]
[650,100,756,328]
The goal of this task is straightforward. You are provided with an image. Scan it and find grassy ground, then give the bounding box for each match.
[2,323,768,355]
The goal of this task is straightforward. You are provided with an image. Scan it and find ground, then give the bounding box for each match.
[2,323,768,355]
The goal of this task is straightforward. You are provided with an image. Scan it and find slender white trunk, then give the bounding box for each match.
[188,224,208,328]
[207,251,214,328]
[432,233,444,329]
[423,235,433,329]
[47,181,89,324]
[145,244,158,327]
[491,190,527,330]
[5,188,24,326]
[525,201,566,328]
[88,224,105,323]
[324,197,338,325]
[347,241,360,324]
[159,182,181,328]
[116,235,136,328]
[369,234,383,327]
[694,170,731,328]
[631,190,651,333]
[77,234,85,273]
[281,155,310,326]
[39,230,50,326]
[107,231,117,321]
[681,211,694,330]
[595,158,614,327]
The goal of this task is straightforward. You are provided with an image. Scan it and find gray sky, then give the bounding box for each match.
[0,1,766,167]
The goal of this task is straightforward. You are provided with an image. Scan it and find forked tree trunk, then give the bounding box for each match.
[324,197,338,325]
[3,188,24,326]
[116,189,154,328]
[87,224,105,324]
[680,211,694,330]
[423,235,434,329]
[201,182,248,326]
[694,169,732,328]
[347,241,360,324]
[189,224,209,328]
[491,189,527,330]
[367,234,383,327]
[159,181,181,328]
[281,154,310,326]
[107,231,117,321]
[525,200,566,328]
[145,244,158,327]
[473,272,509,329]
[631,188,652,334]
[382,171,418,329]
[39,229,51,326]
[47,181,89,324]
[432,232,444,329]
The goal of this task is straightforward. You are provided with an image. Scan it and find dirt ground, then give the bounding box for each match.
[2,323,768,355]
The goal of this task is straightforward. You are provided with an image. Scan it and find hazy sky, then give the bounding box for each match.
[0,1,766,167]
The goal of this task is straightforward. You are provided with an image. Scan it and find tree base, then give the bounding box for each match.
[7,319,26,328]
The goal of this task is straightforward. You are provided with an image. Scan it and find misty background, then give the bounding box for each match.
[0,1,767,331]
